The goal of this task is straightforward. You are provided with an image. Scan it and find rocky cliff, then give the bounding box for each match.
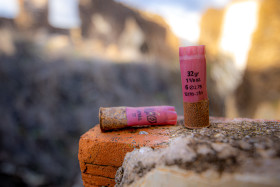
[199,0,280,119]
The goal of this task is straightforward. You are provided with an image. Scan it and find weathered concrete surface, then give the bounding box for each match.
[115,117,280,186]
[123,165,280,187]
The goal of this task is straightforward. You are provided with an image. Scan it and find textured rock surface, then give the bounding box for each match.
[115,118,280,186]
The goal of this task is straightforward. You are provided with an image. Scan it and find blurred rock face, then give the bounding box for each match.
[247,0,280,71]
[219,0,260,72]
[199,8,224,58]
[0,0,179,65]
[200,0,280,119]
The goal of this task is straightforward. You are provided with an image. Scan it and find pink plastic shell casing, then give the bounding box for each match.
[179,45,208,103]
[126,106,177,126]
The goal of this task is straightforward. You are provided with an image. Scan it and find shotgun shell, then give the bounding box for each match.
[99,106,177,132]
[179,45,210,128]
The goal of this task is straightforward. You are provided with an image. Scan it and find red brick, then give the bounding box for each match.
[82,173,115,187]
[78,124,178,186]
[83,163,118,179]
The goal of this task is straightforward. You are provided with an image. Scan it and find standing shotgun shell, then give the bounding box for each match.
[99,106,177,132]
[179,45,209,128]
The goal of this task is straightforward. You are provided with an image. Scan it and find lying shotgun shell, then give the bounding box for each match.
[179,45,210,128]
[99,106,177,132]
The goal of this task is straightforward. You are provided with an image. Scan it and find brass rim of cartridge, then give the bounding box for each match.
[99,107,128,132]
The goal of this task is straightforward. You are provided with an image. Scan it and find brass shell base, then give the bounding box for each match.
[183,99,209,129]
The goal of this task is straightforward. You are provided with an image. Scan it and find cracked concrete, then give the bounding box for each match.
[115,118,280,186]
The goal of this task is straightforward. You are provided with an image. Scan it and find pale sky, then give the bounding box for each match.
[0,0,19,18]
